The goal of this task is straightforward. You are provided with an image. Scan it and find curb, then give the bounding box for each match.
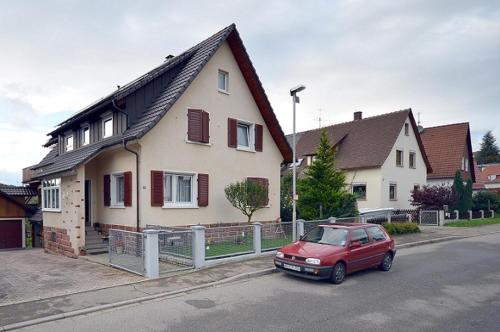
[396,235,466,249]
[0,268,277,332]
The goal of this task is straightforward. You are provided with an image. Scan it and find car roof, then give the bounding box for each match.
[319,223,376,229]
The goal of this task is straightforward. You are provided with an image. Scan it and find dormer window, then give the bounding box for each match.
[65,135,74,151]
[103,116,113,138]
[218,70,229,93]
[82,126,90,146]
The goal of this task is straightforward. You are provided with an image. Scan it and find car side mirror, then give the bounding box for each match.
[350,241,361,249]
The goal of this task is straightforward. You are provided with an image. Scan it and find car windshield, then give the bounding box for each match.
[301,227,348,246]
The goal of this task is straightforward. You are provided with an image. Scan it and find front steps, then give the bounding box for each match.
[85,227,108,255]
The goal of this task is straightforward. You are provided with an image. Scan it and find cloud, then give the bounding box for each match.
[0,0,499,185]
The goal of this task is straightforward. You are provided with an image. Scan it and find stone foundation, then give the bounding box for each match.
[43,226,77,258]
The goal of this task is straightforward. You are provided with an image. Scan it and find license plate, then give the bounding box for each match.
[283,263,301,272]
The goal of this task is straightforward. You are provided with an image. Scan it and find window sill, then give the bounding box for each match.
[110,205,125,209]
[42,209,61,213]
[185,140,211,147]
[162,204,199,209]
[237,147,256,153]
[218,89,230,95]
[389,199,398,201]
[396,165,404,168]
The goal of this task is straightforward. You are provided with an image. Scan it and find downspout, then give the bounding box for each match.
[111,99,140,232]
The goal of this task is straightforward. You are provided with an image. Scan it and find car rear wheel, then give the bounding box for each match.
[379,252,393,271]
[331,262,346,284]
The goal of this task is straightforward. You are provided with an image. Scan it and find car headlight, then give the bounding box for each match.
[305,258,321,265]
[276,251,284,259]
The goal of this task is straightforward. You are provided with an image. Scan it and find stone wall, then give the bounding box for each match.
[43,226,77,258]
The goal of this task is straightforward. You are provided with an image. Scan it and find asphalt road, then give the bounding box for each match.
[18,233,500,332]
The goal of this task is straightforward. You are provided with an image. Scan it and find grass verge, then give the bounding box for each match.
[444,217,500,227]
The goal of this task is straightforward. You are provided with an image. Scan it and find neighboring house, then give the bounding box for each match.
[473,163,500,194]
[23,24,291,257]
[420,123,476,186]
[284,109,432,211]
[0,189,34,249]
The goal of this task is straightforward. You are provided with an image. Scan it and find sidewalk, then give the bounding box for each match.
[3,223,500,330]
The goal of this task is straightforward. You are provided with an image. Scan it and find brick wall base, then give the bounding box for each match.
[43,226,77,258]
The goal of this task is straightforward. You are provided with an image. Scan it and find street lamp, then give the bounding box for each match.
[290,84,306,241]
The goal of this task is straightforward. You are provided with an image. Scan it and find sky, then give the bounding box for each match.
[0,0,499,185]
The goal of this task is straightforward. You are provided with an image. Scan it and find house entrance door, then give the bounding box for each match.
[85,180,91,226]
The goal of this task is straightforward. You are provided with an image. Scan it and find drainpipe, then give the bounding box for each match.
[111,99,140,232]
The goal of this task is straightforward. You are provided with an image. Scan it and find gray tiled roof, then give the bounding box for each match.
[31,24,235,179]
[0,184,37,196]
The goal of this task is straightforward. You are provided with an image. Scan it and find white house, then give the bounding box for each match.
[285,109,432,211]
[24,24,292,257]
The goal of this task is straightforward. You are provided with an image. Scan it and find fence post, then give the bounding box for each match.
[438,210,445,226]
[480,210,484,219]
[143,229,159,279]
[297,219,305,238]
[387,212,392,224]
[468,210,472,220]
[454,210,459,221]
[328,217,337,224]
[191,225,206,269]
[491,210,495,218]
[253,223,262,255]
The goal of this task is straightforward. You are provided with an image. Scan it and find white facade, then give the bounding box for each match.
[345,115,427,210]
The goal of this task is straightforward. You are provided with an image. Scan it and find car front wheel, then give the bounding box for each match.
[331,262,346,284]
[379,252,393,271]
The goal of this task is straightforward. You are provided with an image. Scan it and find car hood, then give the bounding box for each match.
[281,241,344,258]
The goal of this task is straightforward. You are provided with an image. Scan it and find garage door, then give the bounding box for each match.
[0,220,22,249]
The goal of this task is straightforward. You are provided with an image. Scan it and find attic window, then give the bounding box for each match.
[65,135,74,152]
[218,70,229,93]
[103,116,113,138]
[396,150,403,167]
[82,126,90,146]
[404,123,409,136]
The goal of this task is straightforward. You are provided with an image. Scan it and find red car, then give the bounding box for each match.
[274,223,395,284]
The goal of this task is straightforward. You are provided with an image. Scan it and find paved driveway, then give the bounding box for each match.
[0,249,143,306]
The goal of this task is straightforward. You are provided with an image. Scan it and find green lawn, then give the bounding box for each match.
[204,236,292,258]
[444,217,500,227]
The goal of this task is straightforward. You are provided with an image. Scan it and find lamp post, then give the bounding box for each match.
[290,84,306,241]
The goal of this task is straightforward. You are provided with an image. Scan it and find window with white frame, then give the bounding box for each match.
[111,173,125,206]
[218,70,228,92]
[464,157,469,172]
[82,126,90,146]
[103,116,113,138]
[42,178,61,211]
[389,183,397,200]
[396,149,403,167]
[237,122,253,149]
[163,172,196,207]
[65,135,74,151]
[352,184,367,200]
[409,151,416,169]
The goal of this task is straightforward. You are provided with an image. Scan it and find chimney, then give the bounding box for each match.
[164,54,175,62]
[354,111,362,121]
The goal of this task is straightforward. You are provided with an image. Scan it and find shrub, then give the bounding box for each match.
[472,191,499,212]
[411,185,456,210]
[382,222,420,235]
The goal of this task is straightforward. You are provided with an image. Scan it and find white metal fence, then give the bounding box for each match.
[261,222,294,251]
[419,210,440,226]
[108,229,145,276]
[158,230,194,274]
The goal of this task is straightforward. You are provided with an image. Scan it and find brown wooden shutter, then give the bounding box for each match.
[124,171,132,207]
[187,109,203,142]
[201,111,210,143]
[197,173,209,207]
[150,170,164,207]
[228,118,237,148]
[103,174,111,207]
[255,124,263,152]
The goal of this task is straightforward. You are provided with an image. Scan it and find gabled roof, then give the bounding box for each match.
[288,109,432,171]
[0,189,32,213]
[474,163,500,189]
[31,24,292,179]
[0,184,37,196]
[420,122,475,181]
